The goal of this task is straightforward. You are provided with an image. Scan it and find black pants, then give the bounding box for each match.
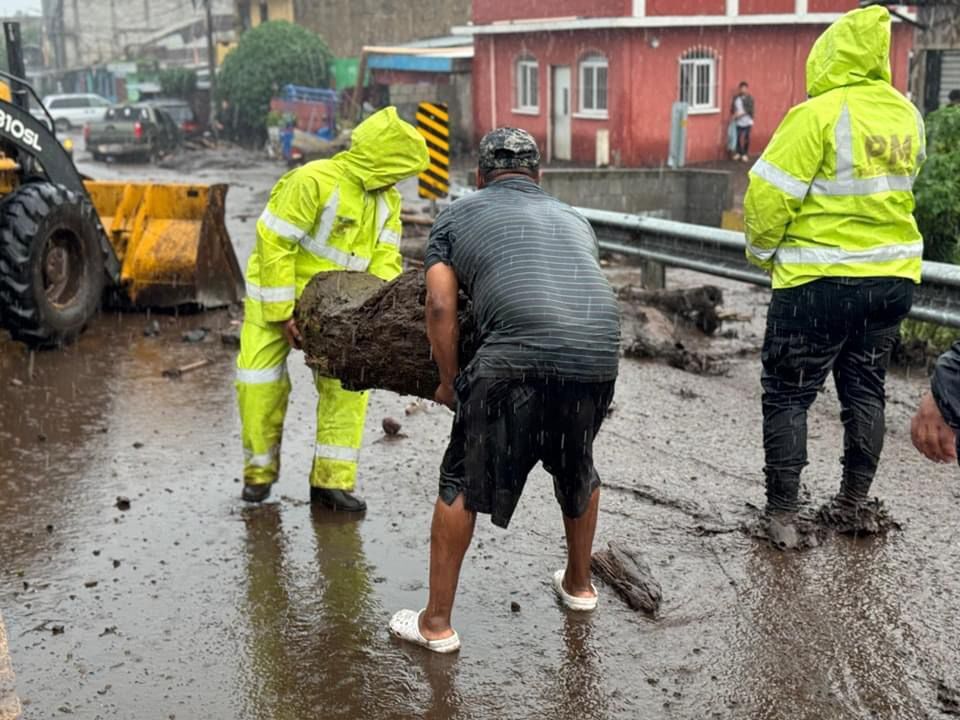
[736,126,751,156]
[439,376,615,528]
[761,277,913,512]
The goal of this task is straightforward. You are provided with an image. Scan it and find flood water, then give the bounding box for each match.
[1,148,959,718]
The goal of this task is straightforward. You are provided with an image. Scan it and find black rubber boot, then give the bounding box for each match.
[310,488,367,512]
[242,483,272,503]
[764,471,801,514]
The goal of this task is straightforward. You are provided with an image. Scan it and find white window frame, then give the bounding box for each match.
[514,56,539,115]
[577,53,609,119]
[678,50,718,114]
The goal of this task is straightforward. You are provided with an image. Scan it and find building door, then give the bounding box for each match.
[552,66,572,161]
[939,51,960,108]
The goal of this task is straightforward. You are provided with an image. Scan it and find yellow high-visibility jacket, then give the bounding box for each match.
[744,5,926,289]
[244,106,429,325]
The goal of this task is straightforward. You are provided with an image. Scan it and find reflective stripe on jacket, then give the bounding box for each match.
[243,106,429,324]
[744,6,925,290]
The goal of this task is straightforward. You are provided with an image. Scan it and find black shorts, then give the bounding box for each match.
[438,376,616,528]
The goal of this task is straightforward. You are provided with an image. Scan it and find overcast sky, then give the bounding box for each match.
[0,0,41,16]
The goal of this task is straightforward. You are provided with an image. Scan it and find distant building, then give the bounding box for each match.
[457,0,915,167]
[235,0,472,59]
[36,0,234,97]
[40,0,234,71]
[910,1,960,114]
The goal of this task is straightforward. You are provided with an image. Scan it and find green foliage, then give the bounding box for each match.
[900,319,960,358]
[916,107,960,263]
[217,21,331,143]
[158,68,197,99]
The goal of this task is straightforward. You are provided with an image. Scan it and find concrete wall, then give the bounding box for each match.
[377,71,473,154]
[540,168,732,226]
[294,0,471,59]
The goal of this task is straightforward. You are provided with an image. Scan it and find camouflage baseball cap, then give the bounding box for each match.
[478,127,541,172]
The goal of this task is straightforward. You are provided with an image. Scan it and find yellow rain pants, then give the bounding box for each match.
[236,318,369,490]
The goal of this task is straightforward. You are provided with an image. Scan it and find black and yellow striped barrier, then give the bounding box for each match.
[415,101,450,200]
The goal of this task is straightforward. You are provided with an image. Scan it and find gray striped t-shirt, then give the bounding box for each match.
[424,176,620,382]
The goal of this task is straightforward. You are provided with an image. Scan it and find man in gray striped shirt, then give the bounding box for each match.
[389,128,620,653]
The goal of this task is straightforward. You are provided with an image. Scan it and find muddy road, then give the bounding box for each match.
[2,146,960,719]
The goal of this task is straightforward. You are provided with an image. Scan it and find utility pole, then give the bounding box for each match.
[204,0,219,140]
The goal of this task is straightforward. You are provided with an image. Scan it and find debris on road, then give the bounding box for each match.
[938,681,960,716]
[591,541,662,615]
[8,378,22,387]
[617,285,724,335]
[382,417,402,436]
[162,358,213,379]
[220,328,241,348]
[181,328,209,343]
[84,580,98,588]
[115,497,131,511]
[143,320,161,337]
[405,400,429,416]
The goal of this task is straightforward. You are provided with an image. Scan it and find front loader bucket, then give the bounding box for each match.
[84,181,245,309]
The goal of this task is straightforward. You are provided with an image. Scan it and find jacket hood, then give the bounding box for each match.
[806,5,892,98]
[336,106,429,191]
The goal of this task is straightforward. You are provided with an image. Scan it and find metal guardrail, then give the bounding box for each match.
[578,207,960,329]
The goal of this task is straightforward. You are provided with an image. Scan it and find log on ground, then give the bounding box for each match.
[591,541,662,615]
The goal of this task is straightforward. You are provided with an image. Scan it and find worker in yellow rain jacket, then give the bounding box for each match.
[236,106,428,510]
[744,5,925,546]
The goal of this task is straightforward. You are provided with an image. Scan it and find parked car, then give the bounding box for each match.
[85,103,180,162]
[40,93,111,131]
[148,98,201,138]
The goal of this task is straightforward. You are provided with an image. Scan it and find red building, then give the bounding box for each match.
[457,0,915,166]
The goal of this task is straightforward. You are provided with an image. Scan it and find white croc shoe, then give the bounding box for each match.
[552,569,598,611]
[388,609,461,654]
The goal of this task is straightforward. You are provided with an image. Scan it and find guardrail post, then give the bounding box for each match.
[641,260,666,290]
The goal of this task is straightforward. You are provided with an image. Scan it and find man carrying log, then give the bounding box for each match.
[235,107,428,509]
[388,128,621,652]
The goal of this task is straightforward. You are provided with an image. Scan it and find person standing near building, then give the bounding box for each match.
[949,89,960,107]
[236,107,428,510]
[743,6,926,547]
[732,81,755,161]
[388,128,621,652]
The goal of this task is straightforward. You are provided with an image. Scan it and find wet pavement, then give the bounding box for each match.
[2,144,960,718]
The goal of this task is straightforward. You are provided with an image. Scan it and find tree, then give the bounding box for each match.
[217,21,331,144]
[158,68,197,99]
[916,106,960,263]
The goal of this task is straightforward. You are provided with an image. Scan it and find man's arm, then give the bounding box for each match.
[913,341,960,463]
[743,103,822,271]
[426,262,460,409]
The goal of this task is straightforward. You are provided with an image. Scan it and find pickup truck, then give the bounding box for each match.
[85,103,180,161]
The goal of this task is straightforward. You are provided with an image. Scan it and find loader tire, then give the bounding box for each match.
[0,182,106,348]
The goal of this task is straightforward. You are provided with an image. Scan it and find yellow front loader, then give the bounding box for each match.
[0,21,243,347]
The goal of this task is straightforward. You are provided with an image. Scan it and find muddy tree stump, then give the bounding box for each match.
[296,270,477,398]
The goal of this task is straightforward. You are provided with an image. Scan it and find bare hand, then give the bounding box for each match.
[911,391,958,464]
[281,318,303,350]
[434,382,456,410]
